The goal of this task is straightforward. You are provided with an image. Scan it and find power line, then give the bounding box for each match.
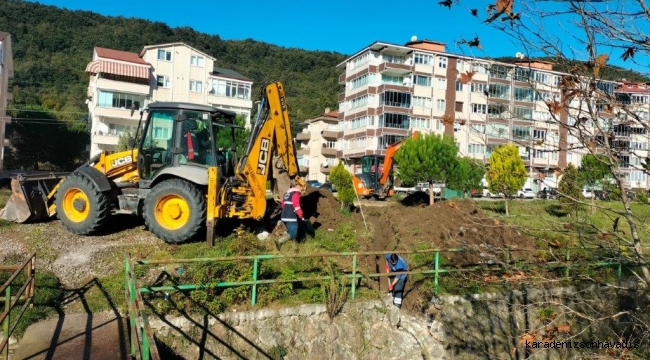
[6,108,89,115]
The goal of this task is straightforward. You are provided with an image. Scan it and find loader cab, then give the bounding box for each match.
[360,155,385,190]
[137,102,238,188]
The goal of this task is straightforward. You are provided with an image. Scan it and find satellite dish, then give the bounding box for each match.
[411,35,418,42]
[515,52,525,59]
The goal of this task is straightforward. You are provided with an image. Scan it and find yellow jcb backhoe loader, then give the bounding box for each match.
[0,81,305,244]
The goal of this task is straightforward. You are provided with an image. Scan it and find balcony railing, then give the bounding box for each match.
[296,132,311,141]
[297,148,310,156]
[322,147,338,156]
[320,165,332,174]
[321,130,338,139]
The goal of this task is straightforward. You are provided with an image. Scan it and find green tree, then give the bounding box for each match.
[328,161,355,210]
[116,131,135,152]
[558,163,585,216]
[393,133,459,205]
[447,157,486,198]
[578,154,610,210]
[215,115,251,156]
[486,144,527,216]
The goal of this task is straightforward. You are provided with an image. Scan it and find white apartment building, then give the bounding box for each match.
[295,108,342,182]
[335,38,633,190]
[0,31,13,170]
[86,42,253,157]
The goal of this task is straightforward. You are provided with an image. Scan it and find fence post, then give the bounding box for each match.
[351,254,357,300]
[564,248,570,278]
[617,259,622,281]
[251,257,259,307]
[3,285,10,360]
[434,251,440,294]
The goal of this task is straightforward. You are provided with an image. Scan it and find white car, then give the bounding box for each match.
[518,188,535,199]
[582,189,594,199]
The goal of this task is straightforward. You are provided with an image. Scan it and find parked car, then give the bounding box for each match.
[320,182,336,192]
[537,188,558,200]
[306,180,322,188]
[517,188,535,199]
[582,188,594,199]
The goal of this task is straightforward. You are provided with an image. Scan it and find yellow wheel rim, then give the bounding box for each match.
[154,194,190,230]
[62,188,90,223]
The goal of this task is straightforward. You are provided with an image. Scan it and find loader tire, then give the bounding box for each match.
[143,179,206,244]
[54,173,111,235]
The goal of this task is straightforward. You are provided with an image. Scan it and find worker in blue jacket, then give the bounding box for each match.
[385,253,408,308]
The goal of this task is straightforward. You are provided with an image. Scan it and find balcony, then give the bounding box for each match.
[378,62,411,75]
[320,165,332,174]
[321,130,338,139]
[297,148,310,156]
[93,134,119,146]
[322,147,338,156]
[339,92,345,102]
[296,132,311,141]
[339,73,346,84]
[94,106,141,121]
[97,78,150,95]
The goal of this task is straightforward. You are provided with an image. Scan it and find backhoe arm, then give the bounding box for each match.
[378,131,419,194]
[234,81,304,220]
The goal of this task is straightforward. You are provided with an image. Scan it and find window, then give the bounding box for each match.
[436,99,446,110]
[380,91,411,107]
[379,135,407,149]
[489,84,510,99]
[514,68,531,82]
[412,75,431,87]
[157,75,170,88]
[107,123,137,136]
[513,106,533,120]
[381,74,404,86]
[553,76,561,86]
[535,72,550,84]
[349,137,368,149]
[97,90,145,110]
[472,62,489,74]
[488,103,509,118]
[350,95,369,109]
[410,117,430,129]
[352,52,370,69]
[486,124,509,138]
[468,143,486,154]
[514,87,534,102]
[628,171,647,184]
[471,124,486,134]
[190,55,205,67]
[533,110,551,122]
[437,78,447,89]
[533,130,546,140]
[325,140,337,148]
[631,141,648,150]
[535,91,551,101]
[489,64,510,80]
[210,79,252,100]
[157,49,172,61]
[435,119,444,131]
[414,53,433,65]
[189,80,203,92]
[455,81,463,92]
[471,103,487,114]
[412,97,432,108]
[350,116,371,129]
[153,126,170,139]
[512,126,531,140]
[352,74,375,89]
[438,57,447,68]
[471,83,487,93]
[383,54,406,64]
[379,113,409,129]
[455,101,464,112]
[534,149,546,159]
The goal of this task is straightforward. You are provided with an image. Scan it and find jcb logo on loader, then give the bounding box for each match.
[111,155,133,168]
[257,138,270,175]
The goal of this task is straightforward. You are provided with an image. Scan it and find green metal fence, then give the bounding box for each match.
[0,254,35,360]
[125,257,161,360]
[125,245,647,358]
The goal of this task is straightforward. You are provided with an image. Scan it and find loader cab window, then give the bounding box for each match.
[179,110,213,167]
[140,109,175,180]
[361,155,384,175]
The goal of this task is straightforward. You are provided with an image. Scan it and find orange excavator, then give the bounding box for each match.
[352,131,419,200]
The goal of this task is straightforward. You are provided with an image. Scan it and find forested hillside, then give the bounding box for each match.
[0,0,346,121]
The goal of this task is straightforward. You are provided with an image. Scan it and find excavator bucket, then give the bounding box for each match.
[0,173,66,223]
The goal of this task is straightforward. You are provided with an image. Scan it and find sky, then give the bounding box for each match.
[30,0,649,74]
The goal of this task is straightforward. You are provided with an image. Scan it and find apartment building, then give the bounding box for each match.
[0,31,13,170]
[86,42,253,157]
[295,108,342,182]
[335,37,637,190]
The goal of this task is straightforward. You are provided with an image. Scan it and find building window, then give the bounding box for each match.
[471,103,486,114]
[352,73,376,89]
[533,130,546,140]
[412,97,432,108]
[437,78,447,89]
[436,99,445,110]
[455,101,464,112]
[97,90,145,109]
[534,72,550,84]
[514,68,532,82]
[351,52,370,69]
[471,124,486,134]
[412,75,432,87]
[438,57,447,68]
[514,87,534,102]
[157,75,170,88]
[190,55,205,67]
[325,140,337,148]
[471,83,487,93]
[489,84,510,99]
[489,64,510,80]
[189,80,203,92]
[512,126,531,140]
[379,135,407,149]
[157,49,172,61]
[153,126,170,139]
[410,117,430,129]
[513,106,533,120]
[414,53,433,65]
[534,149,546,159]
[455,81,463,92]
[107,123,137,136]
[381,74,404,86]
[210,79,252,100]
[468,143,486,154]
[488,103,509,118]
[380,91,411,107]
[379,113,409,129]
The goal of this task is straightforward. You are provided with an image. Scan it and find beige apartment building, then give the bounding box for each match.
[295,108,342,182]
[0,31,13,170]
[334,37,641,190]
[86,42,253,157]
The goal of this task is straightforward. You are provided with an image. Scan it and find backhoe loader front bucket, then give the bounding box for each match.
[0,173,67,223]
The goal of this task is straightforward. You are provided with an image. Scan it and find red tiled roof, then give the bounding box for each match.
[0,32,9,41]
[95,46,148,64]
[325,111,338,118]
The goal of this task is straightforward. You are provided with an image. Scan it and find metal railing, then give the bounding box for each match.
[0,254,35,360]
[124,245,647,357]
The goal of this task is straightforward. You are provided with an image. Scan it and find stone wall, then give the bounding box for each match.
[150,281,647,360]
